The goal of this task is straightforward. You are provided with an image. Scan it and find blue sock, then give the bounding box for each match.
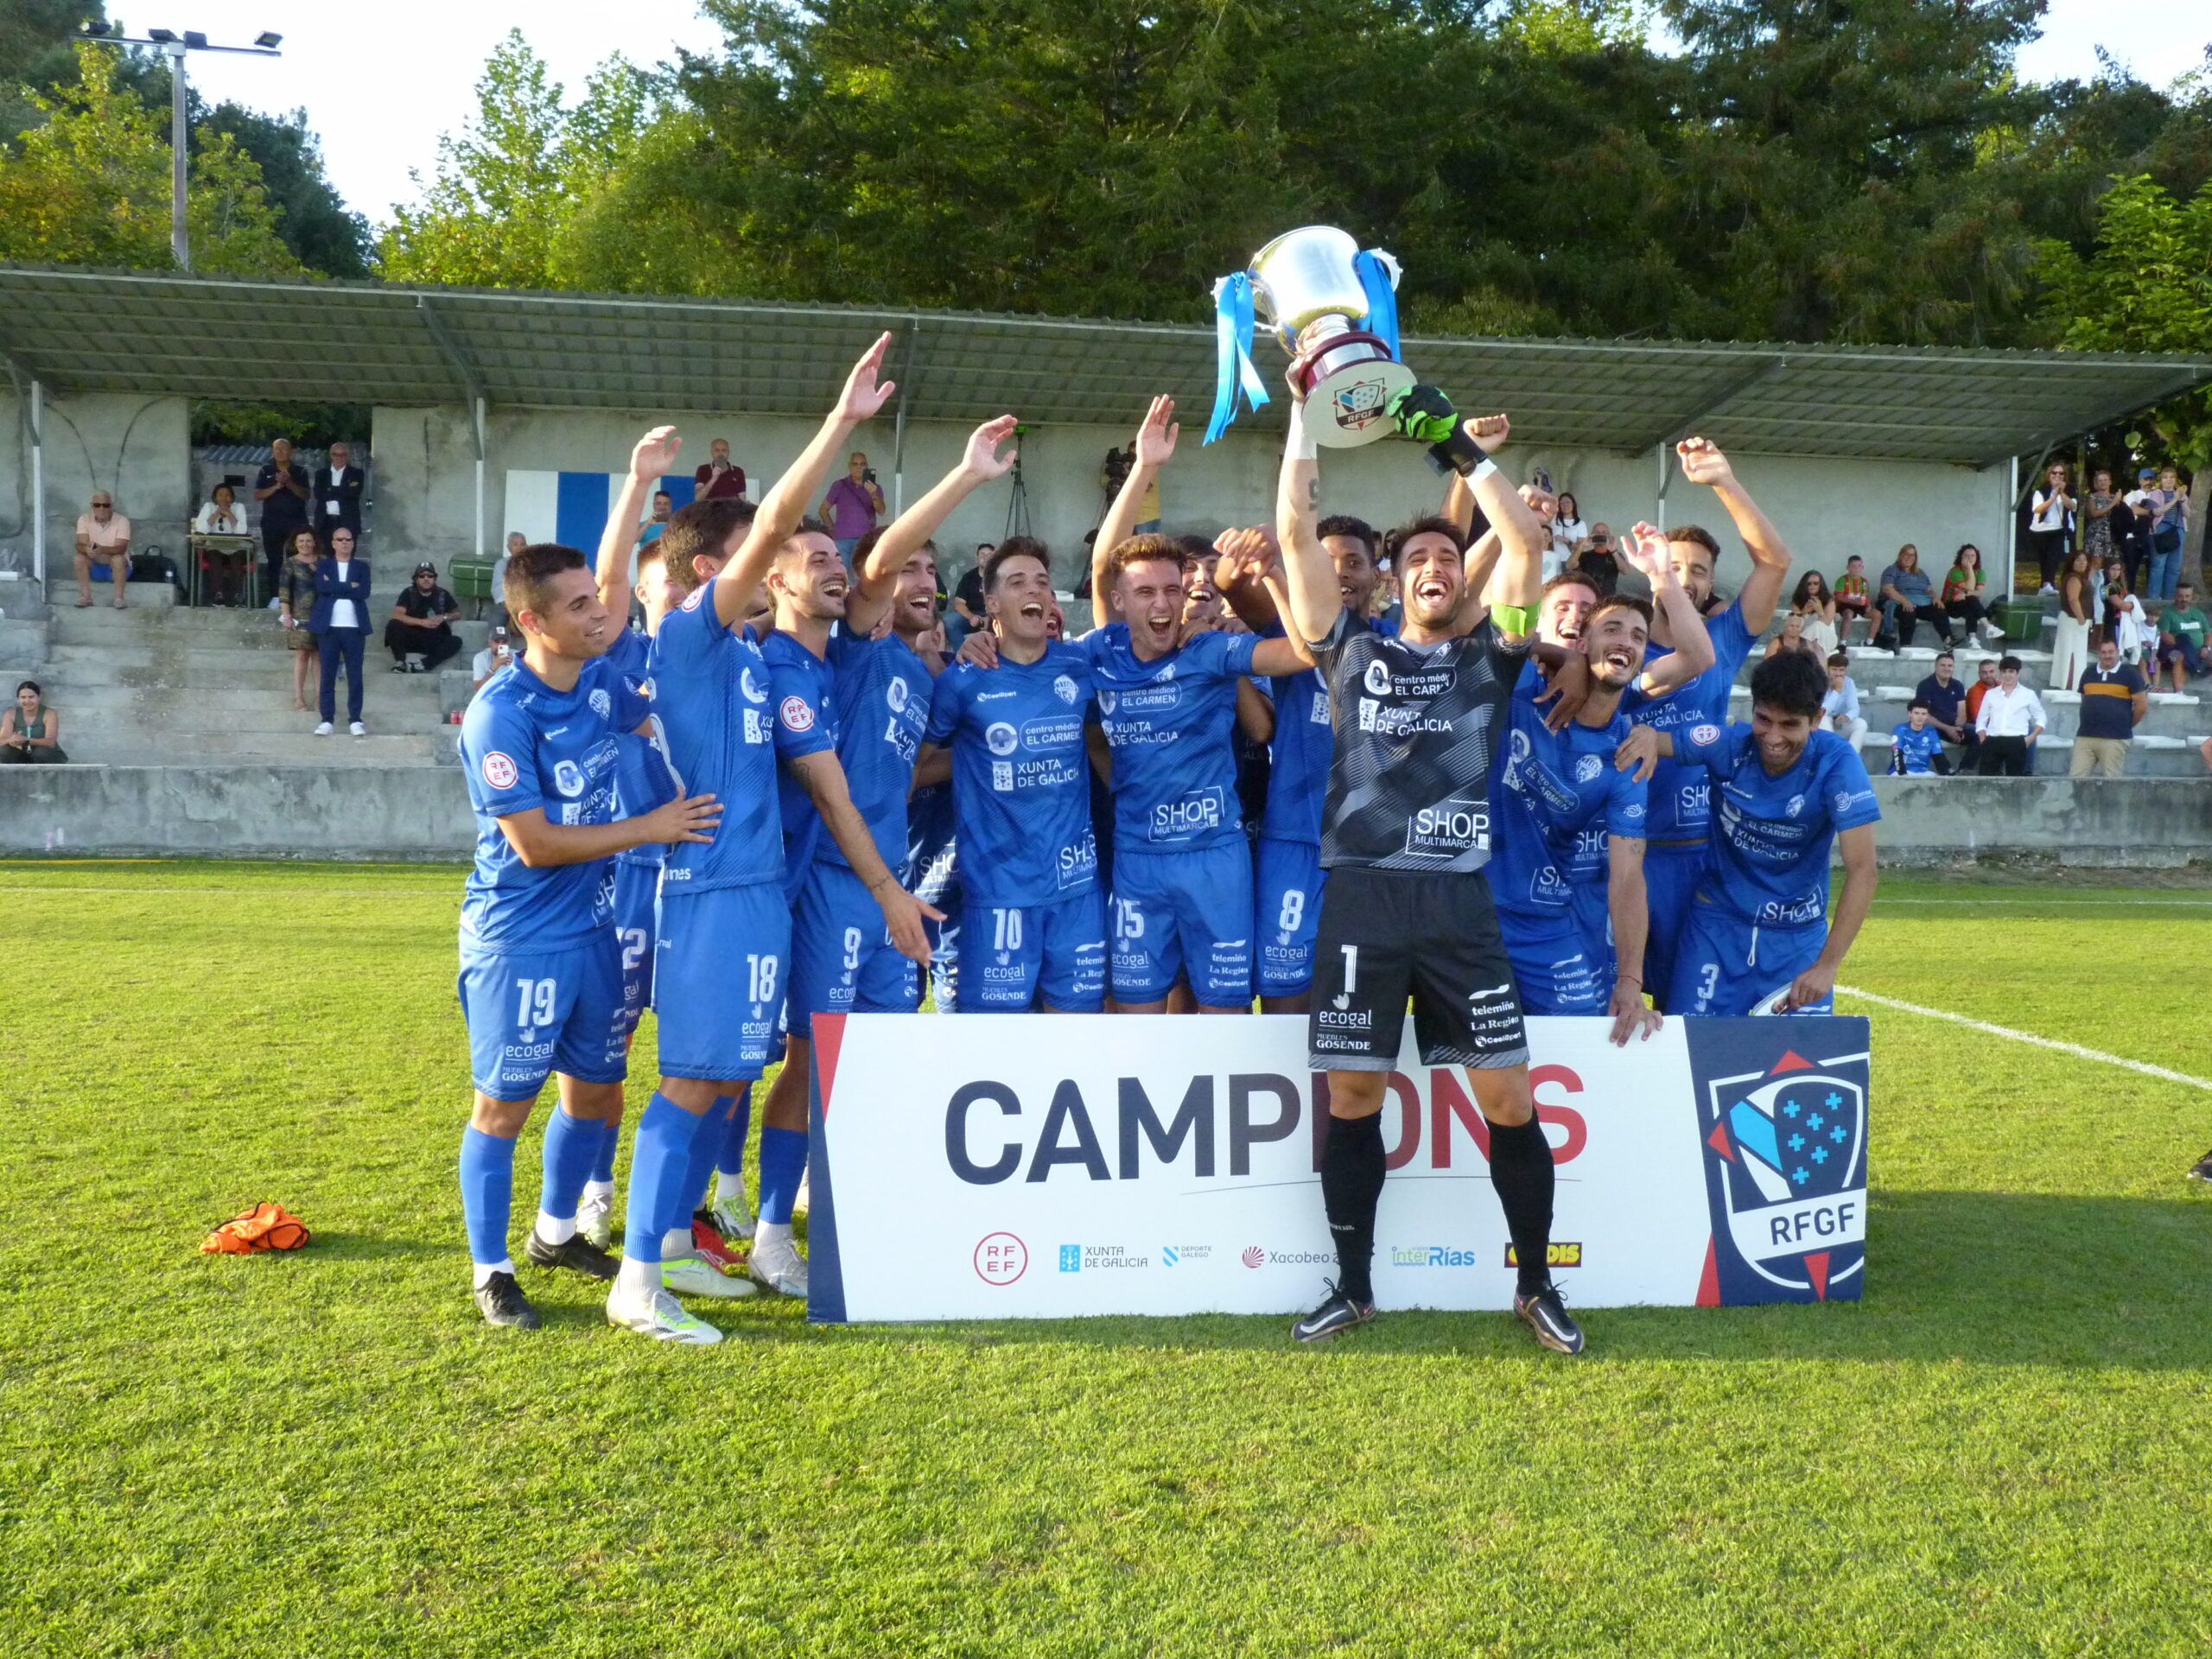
[669,1096,732,1236]
[623,1093,700,1266]
[717,1084,754,1185]
[458,1126,517,1268]
[758,1124,808,1227]
[588,1116,620,1185]
[538,1108,600,1225]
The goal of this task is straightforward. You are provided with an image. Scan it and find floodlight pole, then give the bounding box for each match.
[29,378,44,589]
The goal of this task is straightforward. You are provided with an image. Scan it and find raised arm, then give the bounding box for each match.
[851,416,1016,637]
[719,334,896,628]
[1275,403,1343,647]
[601,426,681,618]
[1459,414,1548,628]
[1093,397,1177,619]
[1676,437,1790,632]
[1622,522,1716,696]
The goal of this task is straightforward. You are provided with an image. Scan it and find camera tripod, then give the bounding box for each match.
[1004,433,1033,543]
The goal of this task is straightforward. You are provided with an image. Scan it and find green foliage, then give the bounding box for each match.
[0,44,298,276]
[0,0,103,145]
[195,103,372,278]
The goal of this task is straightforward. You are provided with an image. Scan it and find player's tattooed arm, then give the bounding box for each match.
[1785,823,1878,1011]
[1615,723,1674,783]
[1677,436,1791,632]
[495,794,721,868]
[788,751,944,964]
[1605,836,1662,1046]
[719,333,897,628]
[1623,520,1716,695]
[1276,402,1344,648]
[601,425,681,618]
[852,416,1019,637]
[1094,397,1178,619]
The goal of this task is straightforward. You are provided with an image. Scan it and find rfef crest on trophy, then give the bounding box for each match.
[1205,226,1413,448]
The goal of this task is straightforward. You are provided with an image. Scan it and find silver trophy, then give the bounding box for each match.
[1208,226,1412,448]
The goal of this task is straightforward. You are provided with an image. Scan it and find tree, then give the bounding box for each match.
[198,103,372,277]
[2038,173,2212,582]
[0,44,298,276]
[0,0,104,146]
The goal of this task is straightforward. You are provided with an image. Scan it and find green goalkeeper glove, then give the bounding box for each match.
[1386,385,1459,446]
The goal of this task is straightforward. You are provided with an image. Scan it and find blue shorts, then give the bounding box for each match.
[613,859,659,1036]
[789,861,922,1040]
[459,938,627,1103]
[1496,905,1608,1016]
[962,887,1107,1013]
[1255,838,1325,998]
[1111,841,1255,1007]
[1668,899,1831,1017]
[1643,842,1710,1014]
[654,883,792,1081]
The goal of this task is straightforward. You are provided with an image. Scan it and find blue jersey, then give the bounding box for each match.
[604,627,670,872]
[1262,612,1395,845]
[1490,669,1648,915]
[459,654,648,957]
[1675,722,1882,929]
[1078,623,1260,852]
[1623,599,1758,842]
[825,630,934,872]
[925,644,1099,907]
[646,586,784,894]
[1891,723,1943,775]
[763,630,840,890]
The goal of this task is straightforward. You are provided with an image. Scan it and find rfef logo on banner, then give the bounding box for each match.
[974,1233,1027,1286]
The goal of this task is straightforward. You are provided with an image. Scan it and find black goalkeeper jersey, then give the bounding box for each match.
[1308,608,1529,874]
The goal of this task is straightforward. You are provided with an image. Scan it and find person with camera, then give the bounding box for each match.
[472,624,516,696]
[820,451,887,558]
[1573,522,1621,597]
[693,437,747,501]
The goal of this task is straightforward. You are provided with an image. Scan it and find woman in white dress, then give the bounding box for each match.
[2051,547,2094,692]
[1548,492,1588,581]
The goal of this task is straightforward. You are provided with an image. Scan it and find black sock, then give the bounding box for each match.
[1488,1111,1556,1296]
[1320,1112,1386,1304]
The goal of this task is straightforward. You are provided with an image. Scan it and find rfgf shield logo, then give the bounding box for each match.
[1689,1023,1870,1304]
[974,1232,1028,1286]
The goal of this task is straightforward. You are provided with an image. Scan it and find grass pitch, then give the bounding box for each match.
[3,861,2209,1657]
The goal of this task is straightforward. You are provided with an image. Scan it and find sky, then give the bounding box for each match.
[162,0,2208,230]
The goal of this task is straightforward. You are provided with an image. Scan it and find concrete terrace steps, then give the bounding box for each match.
[1850,729,2208,778]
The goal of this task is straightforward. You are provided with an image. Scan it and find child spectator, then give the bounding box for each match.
[1821,652,1868,747]
[1890,699,1948,775]
[1834,556,1872,644]
[1974,656,2046,775]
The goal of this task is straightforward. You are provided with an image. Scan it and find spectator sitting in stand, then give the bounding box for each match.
[490,530,524,630]
[276,528,323,712]
[0,680,66,764]
[471,623,514,696]
[1572,522,1621,597]
[387,561,462,673]
[1834,555,1873,644]
[73,492,131,610]
[694,437,747,500]
[1974,655,2045,776]
[193,483,253,606]
[1961,656,1999,772]
[2157,580,2207,691]
[1790,570,1840,657]
[2072,636,2147,778]
[1821,651,1869,748]
[1913,650,1970,761]
[1940,544,1999,645]
[950,543,992,645]
[1764,610,1823,663]
[1877,543,1949,649]
[1890,700,1949,776]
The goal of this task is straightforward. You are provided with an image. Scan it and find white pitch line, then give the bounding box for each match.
[1837,984,2212,1094]
[1878,897,2212,910]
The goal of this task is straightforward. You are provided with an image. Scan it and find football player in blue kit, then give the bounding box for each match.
[1077,396,1311,1013]
[454,542,721,1330]
[920,541,1109,1012]
[605,333,904,1344]
[750,421,1015,1294]
[1615,437,1793,1007]
[1635,650,1882,1015]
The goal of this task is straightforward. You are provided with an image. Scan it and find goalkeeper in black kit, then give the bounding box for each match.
[1274,385,1583,1354]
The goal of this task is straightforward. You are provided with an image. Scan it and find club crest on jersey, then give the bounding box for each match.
[1574,753,1603,784]
[1692,722,1722,746]
[553,759,587,798]
[588,688,612,721]
[887,677,910,713]
[1363,659,1393,696]
[1786,794,1805,819]
[1097,690,1118,715]
[986,721,1020,757]
[780,696,815,733]
[480,750,518,790]
[740,666,768,704]
[1053,675,1078,705]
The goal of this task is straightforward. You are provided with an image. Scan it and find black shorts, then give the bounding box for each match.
[1306,864,1529,1073]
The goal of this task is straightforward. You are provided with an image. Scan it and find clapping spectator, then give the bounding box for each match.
[1834,555,1873,645]
[694,437,747,501]
[2071,636,2147,778]
[73,492,130,609]
[1790,570,1840,656]
[0,680,66,765]
[2052,547,2094,692]
[1940,544,1998,645]
[2029,461,2075,595]
[820,451,886,557]
[255,436,310,594]
[194,483,253,606]
[387,561,462,673]
[1821,652,1868,747]
[314,441,365,545]
[1889,700,1949,775]
[310,525,372,737]
[1914,651,1970,760]
[1548,491,1588,580]
[2157,581,2208,691]
[2143,465,2190,602]
[1974,655,2046,775]
[1877,544,1950,649]
[275,529,322,711]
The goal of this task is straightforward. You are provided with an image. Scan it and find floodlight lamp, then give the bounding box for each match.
[79,21,114,36]
[183,30,207,47]
[146,27,177,42]
[255,30,283,48]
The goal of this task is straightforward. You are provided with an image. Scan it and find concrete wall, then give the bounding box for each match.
[370,402,2013,598]
[0,388,193,582]
[1872,776,2212,868]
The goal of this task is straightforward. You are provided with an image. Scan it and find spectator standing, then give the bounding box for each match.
[255,437,310,594]
[387,561,462,673]
[2072,638,2147,777]
[2106,569,2153,666]
[1877,544,1949,648]
[2157,580,2208,690]
[73,492,131,609]
[1548,492,1588,581]
[820,451,886,557]
[310,525,372,736]
[950,544,992,644]
[193,483,253,606]
[275,528,321,711]
[1961,657,1999,772]
[489,530,526,630]
[1974,656,2046,775]
[2029,461,2076,595]
[2083,469,2119,567]
[2143,466,2189,602]
[1821,652,1869,748]
[1941,544,1998,645]
[635,492,674,550]
[1573,521,1621,597]
[1834,555,1873,644]
[1890,701,1949,775]
[693,437,747,501]
[2120,468,2158,590]
[1790,570,1840,657]
[314,441,365,545]
[2052,548,2094,692]
[0,680,66,764]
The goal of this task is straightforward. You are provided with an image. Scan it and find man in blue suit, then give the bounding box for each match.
[311,525,373,736]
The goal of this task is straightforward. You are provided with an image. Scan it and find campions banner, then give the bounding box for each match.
[805,1014,1870,1323]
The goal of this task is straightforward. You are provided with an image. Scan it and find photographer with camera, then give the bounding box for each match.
[820,451,887,557]
[1102,443,1160,532]
[470,623,515,699]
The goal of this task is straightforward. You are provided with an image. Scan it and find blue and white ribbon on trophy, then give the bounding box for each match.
[1353,248,1400,359]
[1205,272,1271,445]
